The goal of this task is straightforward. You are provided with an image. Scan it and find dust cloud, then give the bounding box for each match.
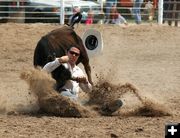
[0,67,171,117]
[88,74,171,117]
[0,79,39,115]
[20,67,94,118]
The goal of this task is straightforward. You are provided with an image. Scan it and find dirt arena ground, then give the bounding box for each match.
[0,23,180,138]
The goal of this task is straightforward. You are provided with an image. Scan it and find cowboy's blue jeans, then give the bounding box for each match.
[61,90,78,101]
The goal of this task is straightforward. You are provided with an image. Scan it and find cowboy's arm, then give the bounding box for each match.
[74,69,92,93]
[43,56,69,73]
[43,58,61,73]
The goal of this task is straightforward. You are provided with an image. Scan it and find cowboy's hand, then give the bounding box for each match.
[75,76,88,83]
[58,56,69,63]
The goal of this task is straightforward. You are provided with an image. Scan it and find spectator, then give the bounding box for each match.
[133,0,144,24]
[105,0,117,23]
[109,5,128,25]
[85,10,94,25]
[144,0,154,21]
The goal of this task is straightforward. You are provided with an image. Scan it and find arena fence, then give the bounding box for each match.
[163,0,180,26]
[0,0,179,26]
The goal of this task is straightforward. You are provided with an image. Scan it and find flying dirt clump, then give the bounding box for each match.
[88,81,118,105]
[129,99,171,117]
[88,76,171,117]
[20,67,94,118]
[120,83,171,117]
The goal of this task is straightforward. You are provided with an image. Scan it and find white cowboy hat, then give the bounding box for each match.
[82,29,103,58]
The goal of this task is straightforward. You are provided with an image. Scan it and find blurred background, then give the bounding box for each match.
[0,0,179,26]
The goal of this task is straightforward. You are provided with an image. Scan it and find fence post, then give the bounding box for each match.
[98,0,104,24]
[158,0,163,24]
[98,0,103,10]
[60,0,64,24]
